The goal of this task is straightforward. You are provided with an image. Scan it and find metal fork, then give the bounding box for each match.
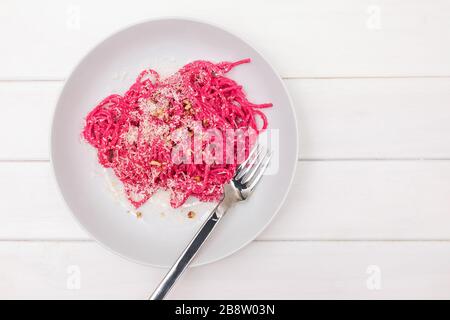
[149,145,272,300]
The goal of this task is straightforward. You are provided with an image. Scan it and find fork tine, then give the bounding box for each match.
[247,151,272,192]
[235,144,262,180]
[240,148,269,184]
[236,143,259,172]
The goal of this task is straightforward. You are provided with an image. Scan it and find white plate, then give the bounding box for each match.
[51,18,298,267]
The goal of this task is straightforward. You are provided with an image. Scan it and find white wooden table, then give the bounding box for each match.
[1,0,450,299]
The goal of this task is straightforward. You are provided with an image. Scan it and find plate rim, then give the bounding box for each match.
[50,16,299,268]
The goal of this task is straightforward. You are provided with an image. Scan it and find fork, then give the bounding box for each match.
[149,145,272,300]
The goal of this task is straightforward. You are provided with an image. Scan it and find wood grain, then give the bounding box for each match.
[1,0,450,79]
[2,241,450,299]
[2,161,450,241]
[1,0,450,299]
[2,78,450,160]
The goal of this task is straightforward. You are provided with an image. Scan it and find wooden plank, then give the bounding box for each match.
[288,78,450,159]
[1,241,450,299]
[0,162,86,239]
[263,160,450,240]
[2,161,450,240]
[1,0,450,78]
[0,82,60,160]
[2,78,450,160]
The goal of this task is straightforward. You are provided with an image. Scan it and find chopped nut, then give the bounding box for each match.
[183,100,192,110]
[136,211,142,219]
[150,160,161,166]
[193,176,201,182]
[106,149,114,162]
[187,211,196,219]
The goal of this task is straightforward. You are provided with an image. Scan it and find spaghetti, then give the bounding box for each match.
[83,59,271,208]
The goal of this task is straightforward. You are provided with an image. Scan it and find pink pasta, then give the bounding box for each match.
[83,59,271,208]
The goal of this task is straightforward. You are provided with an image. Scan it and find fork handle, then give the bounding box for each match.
[149,202,226,300]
